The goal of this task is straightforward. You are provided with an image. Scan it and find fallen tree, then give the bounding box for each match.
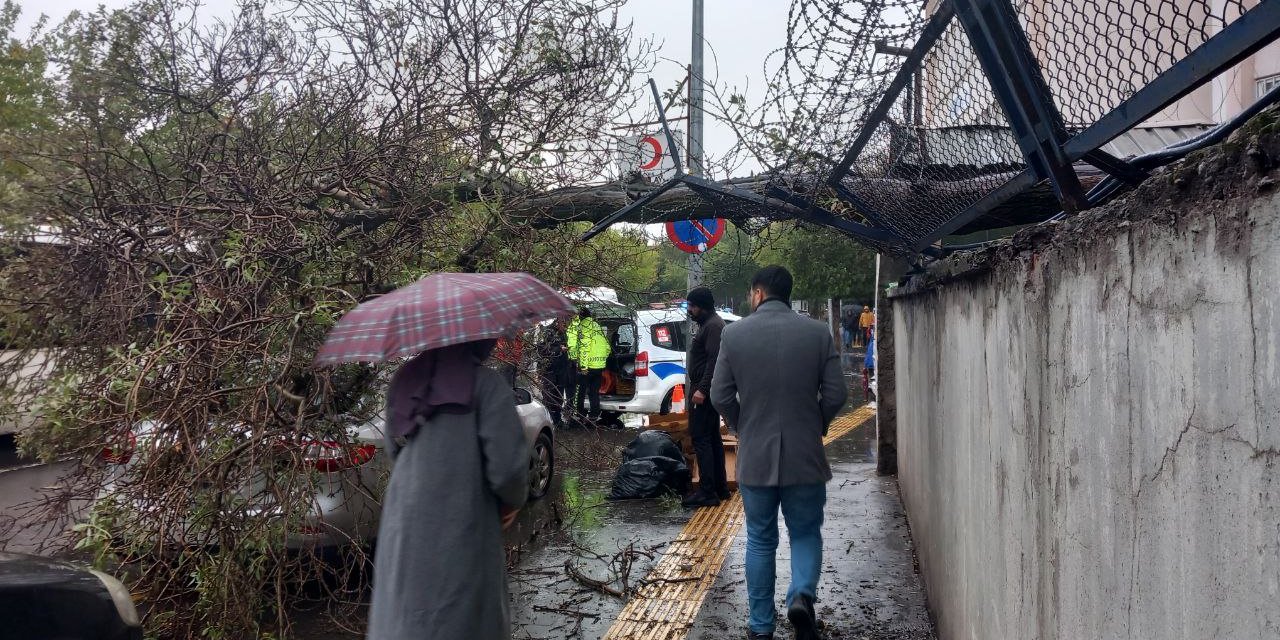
[508,166,1107,238]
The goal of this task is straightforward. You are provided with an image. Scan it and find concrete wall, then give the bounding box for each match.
[891,129,1280,639]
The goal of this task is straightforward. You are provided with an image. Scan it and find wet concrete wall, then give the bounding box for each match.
[890,124,1280,640]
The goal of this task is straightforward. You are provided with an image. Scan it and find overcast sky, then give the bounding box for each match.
[13,0,789,178]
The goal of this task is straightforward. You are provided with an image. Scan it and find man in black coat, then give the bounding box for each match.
[536,319,571,426]
[682,286,729,508]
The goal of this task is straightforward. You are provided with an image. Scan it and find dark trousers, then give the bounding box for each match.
[689,401,727,497]
[573,368,603,418]
[540,366,569,424]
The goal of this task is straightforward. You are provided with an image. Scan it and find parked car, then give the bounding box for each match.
[98,385,555,550]
[561,293,738,417]
[0,551,142,640]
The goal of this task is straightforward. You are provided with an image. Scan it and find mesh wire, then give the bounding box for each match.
[1013,0,1252,129]
[836,16,1024,249]
[598,0,1274,258]
[762,0,928,171]
[828,0,1265,253]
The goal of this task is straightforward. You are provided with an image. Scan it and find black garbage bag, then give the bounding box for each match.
[621,430,683,463]
[607,455,691,500]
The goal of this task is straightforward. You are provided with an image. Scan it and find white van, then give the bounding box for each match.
[567,296,738,417]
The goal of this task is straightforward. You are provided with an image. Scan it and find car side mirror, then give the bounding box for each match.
[513,387,533,405]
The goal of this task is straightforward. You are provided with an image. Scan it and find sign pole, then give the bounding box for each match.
[687,0,705,289]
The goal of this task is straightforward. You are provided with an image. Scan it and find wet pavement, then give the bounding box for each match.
[507,427,690,639]
[507,406,934,640]
[686,425,934,640]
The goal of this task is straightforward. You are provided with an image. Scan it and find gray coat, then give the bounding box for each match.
[711,300,847,486]
[368,367,529,640]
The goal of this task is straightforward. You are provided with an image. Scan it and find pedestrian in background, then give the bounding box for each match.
[711,265,847,640]
[682,286,728,508]
[536,318,571,426]
[368,340,528,640]
[567,307,610,423]
[863,332,876,402]
[859,305,875,348]
[840,305,857,349]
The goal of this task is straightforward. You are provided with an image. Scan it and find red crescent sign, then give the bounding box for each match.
[638,136,663,170]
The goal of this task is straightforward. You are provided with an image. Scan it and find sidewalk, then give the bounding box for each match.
[590,406,935,640]
[686,413,934,639]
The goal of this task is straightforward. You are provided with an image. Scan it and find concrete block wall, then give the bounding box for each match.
[891,134,1280,639]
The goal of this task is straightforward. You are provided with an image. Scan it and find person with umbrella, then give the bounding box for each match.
[315,272,574,640]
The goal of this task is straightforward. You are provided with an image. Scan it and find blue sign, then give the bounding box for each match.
[666,218,725,254]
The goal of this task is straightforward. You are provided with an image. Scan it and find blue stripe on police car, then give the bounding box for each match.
[649,362,684,379]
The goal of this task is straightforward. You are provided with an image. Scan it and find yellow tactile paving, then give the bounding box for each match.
[601,404,877,639]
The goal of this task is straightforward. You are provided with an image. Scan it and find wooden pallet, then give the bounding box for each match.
[642,413,738,490]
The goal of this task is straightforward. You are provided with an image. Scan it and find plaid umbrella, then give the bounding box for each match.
[315,272,575,366]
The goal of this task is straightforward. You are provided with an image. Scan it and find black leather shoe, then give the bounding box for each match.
[787,595,818,640]
[717,489,732,501]
[681,492,720,508]
[747,631,774,639]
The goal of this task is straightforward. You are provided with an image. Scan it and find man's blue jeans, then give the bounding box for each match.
[739,483,827,635]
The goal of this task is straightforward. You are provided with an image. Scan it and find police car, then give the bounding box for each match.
[566,289,738,416]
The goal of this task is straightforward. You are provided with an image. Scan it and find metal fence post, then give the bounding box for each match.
[951,0,1087,212]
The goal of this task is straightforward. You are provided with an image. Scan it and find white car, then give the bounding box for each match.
[97,386,555,550]
[571,302,738,417]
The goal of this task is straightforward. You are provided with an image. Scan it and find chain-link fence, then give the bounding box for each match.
[835,15,1026,250]
[820,0,1280,256]
[587,0,1280,259]
[1016,0,1252,129]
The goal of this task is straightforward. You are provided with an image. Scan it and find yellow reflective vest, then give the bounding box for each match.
[567,317,610,370]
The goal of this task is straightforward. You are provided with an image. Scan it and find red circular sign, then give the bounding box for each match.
[638,135,663,170]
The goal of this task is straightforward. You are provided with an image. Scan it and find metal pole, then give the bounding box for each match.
[828,298,839,352]
[687,0,705,290]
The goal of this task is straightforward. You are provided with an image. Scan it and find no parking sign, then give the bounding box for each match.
[666,218,725,254]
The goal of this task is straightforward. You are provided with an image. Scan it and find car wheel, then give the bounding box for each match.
[528,431,554,500]
[659,388,674,415]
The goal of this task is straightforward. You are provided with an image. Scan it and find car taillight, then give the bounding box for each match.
[99,432,137,465]
[635,351,649,377]
[301,441,377,473]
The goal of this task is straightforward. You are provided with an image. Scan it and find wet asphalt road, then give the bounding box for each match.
[0,435,81,555]
[503,408,934,640]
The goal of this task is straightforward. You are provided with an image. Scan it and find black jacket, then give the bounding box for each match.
[537,328,570,376]
[687,312,725,397]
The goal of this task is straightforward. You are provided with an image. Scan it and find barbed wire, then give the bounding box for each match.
[683,0,1276,257]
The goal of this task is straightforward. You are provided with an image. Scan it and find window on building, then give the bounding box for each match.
[1258,74,1280,99]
